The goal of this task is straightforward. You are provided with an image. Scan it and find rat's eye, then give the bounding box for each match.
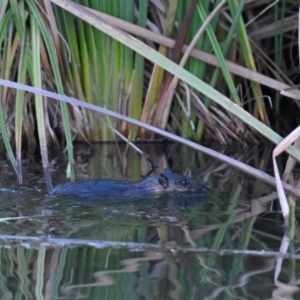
[180,179,187,186]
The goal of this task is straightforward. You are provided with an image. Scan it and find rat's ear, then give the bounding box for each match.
[158,174,169,188]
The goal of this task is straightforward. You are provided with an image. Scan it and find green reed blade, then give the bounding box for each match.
[27,0,75,180]
[274,0,286,116]
[10,0,27,183]
[60,9,85,100]
[15,33,29,183]
[186,0,209,80]
[239,216,257,250]
[11,0,26,180]
[78,1,102,140]
[197,3,240,105]
[228,0,267,123]
[111,0,121,104]
[57,5,89,145]
[53,7,75,89]
[197,0,245,98]
[289,198,296,240]
[77,16,92,106]
[128,0,148,139]
[0,10,17,174]
[196,0,245,139]
[93,27,109,138]
[10,0,24,37]
[141,0,178,126]
[211,0,245,90]
[30,14,53,193]
[121,0,134,91]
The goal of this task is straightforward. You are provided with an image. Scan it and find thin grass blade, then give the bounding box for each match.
[15,33,29,183]
[30,15,53,193]
[28,0,75,180]
[0,9,17,174]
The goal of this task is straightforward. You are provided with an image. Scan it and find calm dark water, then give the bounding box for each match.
[0,143,299,300]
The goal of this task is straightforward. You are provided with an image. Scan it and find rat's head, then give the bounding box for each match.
[157,168,207,193]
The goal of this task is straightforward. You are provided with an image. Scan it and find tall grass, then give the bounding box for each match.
[0,0,299,197]
[1,1,299,146]
[51,0,272,142]
[49,1,300,157]
[53,0,148,141]
[0,0,75,187]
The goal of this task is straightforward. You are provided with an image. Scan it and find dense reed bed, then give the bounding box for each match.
[0,1,300,227]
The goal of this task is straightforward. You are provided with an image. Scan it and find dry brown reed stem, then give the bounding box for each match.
[282,138,300,183]
[154,0,228,130]
[273,126,300,225]
[149,0,199,132]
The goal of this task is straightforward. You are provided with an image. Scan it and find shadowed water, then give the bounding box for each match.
[0,143,298,300]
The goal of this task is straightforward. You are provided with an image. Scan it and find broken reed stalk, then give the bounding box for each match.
[272,125,300,227]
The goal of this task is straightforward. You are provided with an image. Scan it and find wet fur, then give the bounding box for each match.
[54,168,207,199]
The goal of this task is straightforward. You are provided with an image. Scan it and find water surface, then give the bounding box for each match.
[0,143,298,300]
